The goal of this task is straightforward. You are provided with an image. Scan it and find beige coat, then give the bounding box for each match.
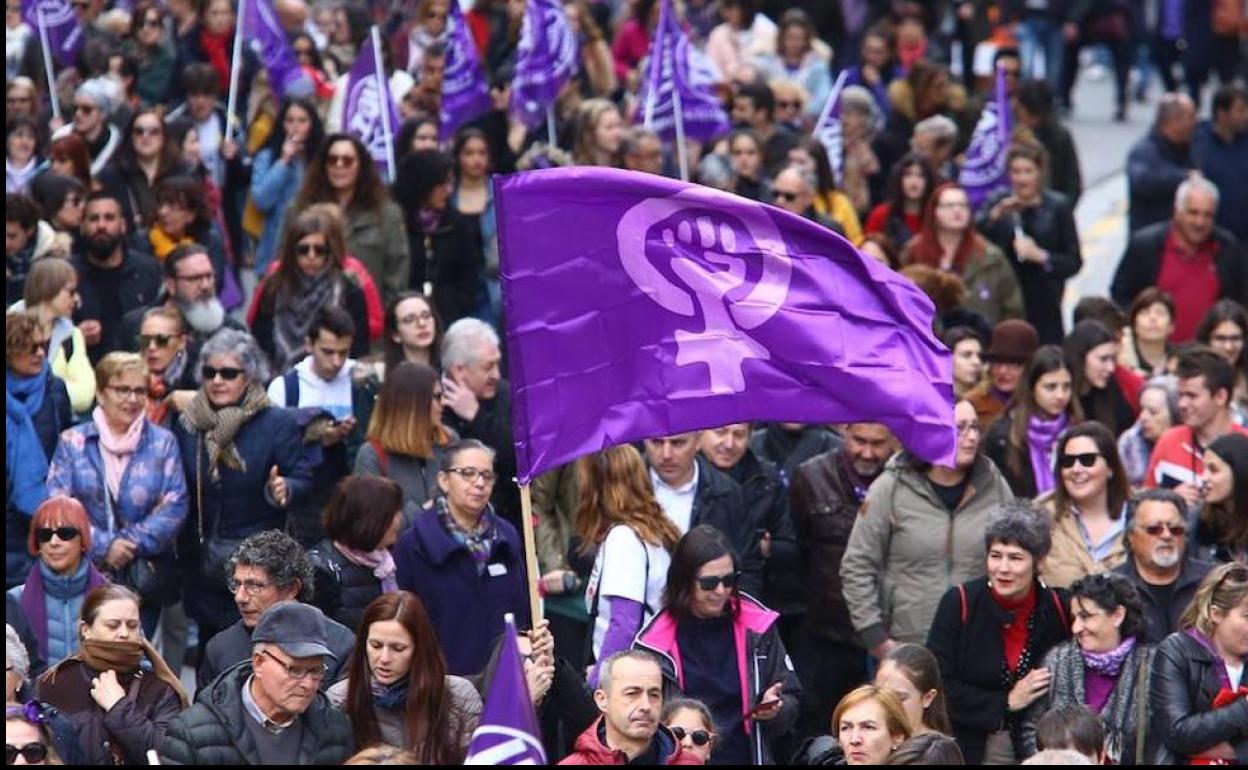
[1036,493,1129,589]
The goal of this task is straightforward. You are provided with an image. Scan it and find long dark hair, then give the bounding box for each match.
[114,106,183,182]
[793,135,838,198]
[881,643,951,735]
[452,127,491,180]
[663,525,738,623]
[295,133,388,213]
[1062,319,1120,428]
[1005,346,1083,483]
[345,592,463,764]
[1052,422,1131,519]
[383,291,442,372]
[883,152,936,218]
[263,97,325,165]
[1203,433,1248,551]
[261,203,348,308]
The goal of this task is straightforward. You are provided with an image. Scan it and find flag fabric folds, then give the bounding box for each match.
[510,0,578,129]
[637,0,730,143]
[958,63,1013,210]
[344,27,401,178]
[495,167,957,484]
[811,71,849,185]
[441,0,492,139]
[463,617,546,765]
[243,0,312,100]
[23,0,82,68]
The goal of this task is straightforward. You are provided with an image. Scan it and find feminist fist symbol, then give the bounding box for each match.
[617,187,793,394]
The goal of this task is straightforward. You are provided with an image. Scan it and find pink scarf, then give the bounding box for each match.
[334,542,398,593]
[93,406,145,502]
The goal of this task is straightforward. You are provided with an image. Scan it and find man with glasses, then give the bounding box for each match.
[771,166,843,235]
[196,530,355,694]
[71,191,162,361]
[1114,489,1213,644]
[161,600,354,765]
[48,78,122,175]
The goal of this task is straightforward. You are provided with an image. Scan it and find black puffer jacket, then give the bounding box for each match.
[1150,631,1248,765]
[307,539,385,633]
[688,456,764,597]
[160,661,354,766]
[750,424,842,482]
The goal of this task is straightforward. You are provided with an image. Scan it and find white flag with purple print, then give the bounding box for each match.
[958,64,1013,210]
[511,0,578,129]
[811,70,849,186]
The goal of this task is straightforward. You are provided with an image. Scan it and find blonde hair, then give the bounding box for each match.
[832,685,912,745]
[23,258,76,309]
[94,351,149,389]
[1179,562,1248,638]
[572,98,621,166]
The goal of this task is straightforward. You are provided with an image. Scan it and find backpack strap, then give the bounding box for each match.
[283,369,300,407]
[1048,588,1068,629]
[369,439,389,475]
[958,583,968,625]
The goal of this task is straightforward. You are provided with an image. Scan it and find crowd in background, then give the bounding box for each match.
[5,0,1248,765]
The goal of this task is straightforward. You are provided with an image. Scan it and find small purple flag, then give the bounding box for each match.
[23,0,82,68]
[463,616,546,765]
[345,26,401,179]
[243,0,312,100]
[496,168,957,483]
[958,63,1013,210]
[811,70,849,186]
[637,0,730,143]
[440,0,492,140]
[511,0,578,130]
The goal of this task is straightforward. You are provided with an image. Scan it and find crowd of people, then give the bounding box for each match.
[6,0,1248,765]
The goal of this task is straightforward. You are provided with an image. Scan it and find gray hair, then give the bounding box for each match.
[984,500,1052,559]
[227,530,314,601]
[1139,374,1180,426]
[440,318,500,372]
[841,85,881,131]
[5,624,29,684]
[196,328,270,385]
[1175,176,1220,212]
[439,438,497,472]
[75,77,118,116]
[1156,92,1195,126]
[597,649,662,693]
[913,114,958,143]
[1127,488,1188,525]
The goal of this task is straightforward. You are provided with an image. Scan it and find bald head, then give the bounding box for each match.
[1156,93,1197,145]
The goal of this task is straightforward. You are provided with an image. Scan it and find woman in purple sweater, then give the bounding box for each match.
[1019,572,1159,764]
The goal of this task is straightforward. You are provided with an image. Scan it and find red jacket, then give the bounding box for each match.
[246,255,384,342]
[559,718,702,765]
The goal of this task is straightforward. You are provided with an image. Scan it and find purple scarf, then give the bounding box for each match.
[1027,412,1069,495]
[18,559,108,659]
[1081,635,1137,677]
[1186,627,1238,690]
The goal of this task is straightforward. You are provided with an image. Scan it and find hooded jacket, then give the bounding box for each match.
[559,718,702,765]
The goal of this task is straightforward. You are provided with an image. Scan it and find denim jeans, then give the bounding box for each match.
[1016,15,1066,87]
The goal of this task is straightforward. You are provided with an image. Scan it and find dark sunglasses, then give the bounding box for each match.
[25,339,50,357]
[1142,523,1187,537]
[773,191,800,202]
[695,572,739,591]
[35,527,80,543]
[201,365,245,381]
[138,333,179,348]
[776,100,802,109]
[6,743,49,764]
[1059,452,1101,469]
[669,726,712,746]
[326,153,357,168]
[296,243,329,257]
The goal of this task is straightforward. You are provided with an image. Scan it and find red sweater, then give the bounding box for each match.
[992,586,1037,673]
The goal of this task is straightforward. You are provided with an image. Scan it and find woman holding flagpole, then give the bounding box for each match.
[249,97,324,272]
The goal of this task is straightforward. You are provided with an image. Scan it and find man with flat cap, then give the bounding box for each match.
[159,602,355,765]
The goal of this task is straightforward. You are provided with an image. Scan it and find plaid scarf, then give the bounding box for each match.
[435,495,496,573]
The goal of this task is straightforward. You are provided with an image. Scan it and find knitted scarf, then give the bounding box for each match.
[43,638,189,709]
[370,675,409,711]
[6,363,51,516]
[1027,412,1069,495]
[1082,636,1137,677]
[334,541,399,593]
[93,406,145,503]
[146,349,187,425]
[273,270,340,370]
[198,27,231,96]
[435,495,497,574]
[6,156,39,193]
[19,559,107,660]
[179,383,269,480]
[148,225,192,261]
[1043,638,1150,764]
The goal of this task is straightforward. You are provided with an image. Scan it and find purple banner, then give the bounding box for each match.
[510,0,578,130]
[496,168,957,483]
[463,618,546,765]
[243,0,312,100]
[345,28,401,178]
[958,63,1013,210]
[440,0,492,139]
[23,0,82,68]
[637,0,730,143]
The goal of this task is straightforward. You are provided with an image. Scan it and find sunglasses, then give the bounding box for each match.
[141,16,162,27]
[695,572,739,591]
[35,527,80,543]
[73,103,97,114]
[6,743,49,764]
[138,333,179,348]
[296,243,329,257]
[773,191,800,202]
[202,365,245,381]
[25,339,50,357]
[1141,523,1187,537]
[670,726,712,747]
[326,153,357,168]
[133,125,163,137]
[1059,452,1102,469]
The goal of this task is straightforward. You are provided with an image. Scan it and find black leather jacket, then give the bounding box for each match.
[1150,631,1248,765]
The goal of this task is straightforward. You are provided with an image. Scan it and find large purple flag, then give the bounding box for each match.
[496,168,957,483]
[811,70,849,186]
[23,0,82,68]
[345,27,401,179]
[511,0,578,129]
[441,0,492,139]
[464,616,546,765]
[243,0,312,100]
[637,0,730,143]
[958,63,1013,210]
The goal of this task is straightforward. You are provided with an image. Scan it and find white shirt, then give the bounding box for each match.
[650,463,698,534]
[586,525,671,658]
[1228,661,1244,691]
[266,358,356,421]
[197,113,223,187]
